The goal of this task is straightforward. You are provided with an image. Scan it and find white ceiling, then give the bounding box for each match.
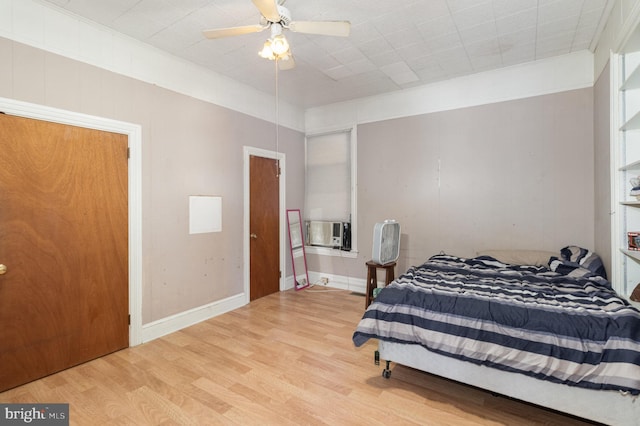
[39,0,613,109]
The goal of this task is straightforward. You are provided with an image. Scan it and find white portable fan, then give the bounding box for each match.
[372,220,401,265]
[202,0,351,70]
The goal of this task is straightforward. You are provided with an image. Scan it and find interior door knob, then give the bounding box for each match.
[250,233,258,239]
[0,264,6,275]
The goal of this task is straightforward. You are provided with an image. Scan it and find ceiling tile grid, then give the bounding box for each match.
[37,0,613,108]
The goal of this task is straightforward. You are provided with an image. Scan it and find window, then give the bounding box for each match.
[305,127,357,254]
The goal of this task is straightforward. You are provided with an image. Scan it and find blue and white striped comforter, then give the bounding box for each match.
[353,254,640,394]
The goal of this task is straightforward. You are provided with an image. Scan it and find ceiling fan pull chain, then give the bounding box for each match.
[275,57,280,178]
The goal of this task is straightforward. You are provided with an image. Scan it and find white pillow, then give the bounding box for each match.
[476,250,558,267]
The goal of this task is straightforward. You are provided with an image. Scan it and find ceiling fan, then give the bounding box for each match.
[202,0,351,70]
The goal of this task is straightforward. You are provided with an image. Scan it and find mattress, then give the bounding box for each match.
[353,254,640,394]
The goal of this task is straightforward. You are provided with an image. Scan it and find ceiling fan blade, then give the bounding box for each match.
[288,20,351,37]
[252,0,281,22]
[203,24,266,39]
[279,55,296,70]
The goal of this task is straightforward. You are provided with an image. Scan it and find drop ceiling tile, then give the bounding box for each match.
[414,64,447,80]
[499,26,537,51]
[168,0,211,10]
[349,22,384,44]
[536,33,573,58]
[447,0,492,13]
[351,0,403,16]
[583,0,610,12]
[470,53,503,71]
[355,37,394,58]
[61,0,140,25]
[406,54,440,71]
[191,4,245,30]
[330,46,368,65]
[367,50,404,68]
[538,0,584,22]
[451,3,495,29]
[423,32,463,53]
[370,10,415,32]
[310,35,349,53]
[337,70,384,89]
[572,34,594,50]
[210,0,263,23]
[323,65,356,81]
[466,38,502,58]
[340,75,400,98]
[458,21,498,44]
[416,15,458,40]
[434,47,473,74]
[380,60,416,75]
[346,59,377,74]
[384,27,426,50]
[491,0,537,19]
[393,72,421,86]
[538,15,579,38]
[501,42,536,66]
[495,9,537,36]
[304,50,342,71]
[148,29,197,54]
[404,0,451,24]
[36,0,617,108]
[128,0,184,28]
[396,42,432,63]
[43,0,70,5]
[577,7,607,28]
[110,13,167,40]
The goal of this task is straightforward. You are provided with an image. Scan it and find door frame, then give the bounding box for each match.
[243,146,286,304]
[0,97,143,346]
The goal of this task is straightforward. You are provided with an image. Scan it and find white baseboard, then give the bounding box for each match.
[284,275,296,290]
[141,293,246,343]
[308,271,366,294]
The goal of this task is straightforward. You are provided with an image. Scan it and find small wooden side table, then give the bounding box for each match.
[365,260,396,308]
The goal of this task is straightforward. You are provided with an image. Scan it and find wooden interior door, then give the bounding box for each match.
[249,155,280,301]
[0,113,129,392]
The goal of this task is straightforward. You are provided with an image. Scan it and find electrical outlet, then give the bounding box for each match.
[320,277,329,285]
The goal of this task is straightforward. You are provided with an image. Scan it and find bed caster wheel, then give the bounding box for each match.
[382,360,392,379]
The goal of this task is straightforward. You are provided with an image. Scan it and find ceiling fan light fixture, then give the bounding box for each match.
[258,35,291,60]
[271,35,289,55]
[207,0,350,71]
[258,39,275,59]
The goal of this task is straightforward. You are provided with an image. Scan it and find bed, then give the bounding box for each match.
[353,249,640,425]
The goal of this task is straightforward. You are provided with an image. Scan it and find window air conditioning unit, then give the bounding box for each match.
[372,220,401,264]
[307,221,343,248]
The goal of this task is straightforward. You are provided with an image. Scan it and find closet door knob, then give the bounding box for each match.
[0,264,7,275]
[250,233,258,239]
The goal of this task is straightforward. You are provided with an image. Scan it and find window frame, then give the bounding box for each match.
[304,126,358,257]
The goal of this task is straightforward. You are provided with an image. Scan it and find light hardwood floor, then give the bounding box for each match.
[1,288,595,425]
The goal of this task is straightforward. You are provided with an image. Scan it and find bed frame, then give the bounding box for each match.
[378,340,640,425]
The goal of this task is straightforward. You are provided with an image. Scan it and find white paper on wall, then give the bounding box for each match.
[189,195,222,234]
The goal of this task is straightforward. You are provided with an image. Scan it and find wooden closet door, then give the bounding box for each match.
[0,113,129,391]
[249,155,280,300]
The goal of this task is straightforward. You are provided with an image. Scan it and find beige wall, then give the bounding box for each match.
[307,88,595,278]
[0,37,305,324]
[593,61,612,278]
